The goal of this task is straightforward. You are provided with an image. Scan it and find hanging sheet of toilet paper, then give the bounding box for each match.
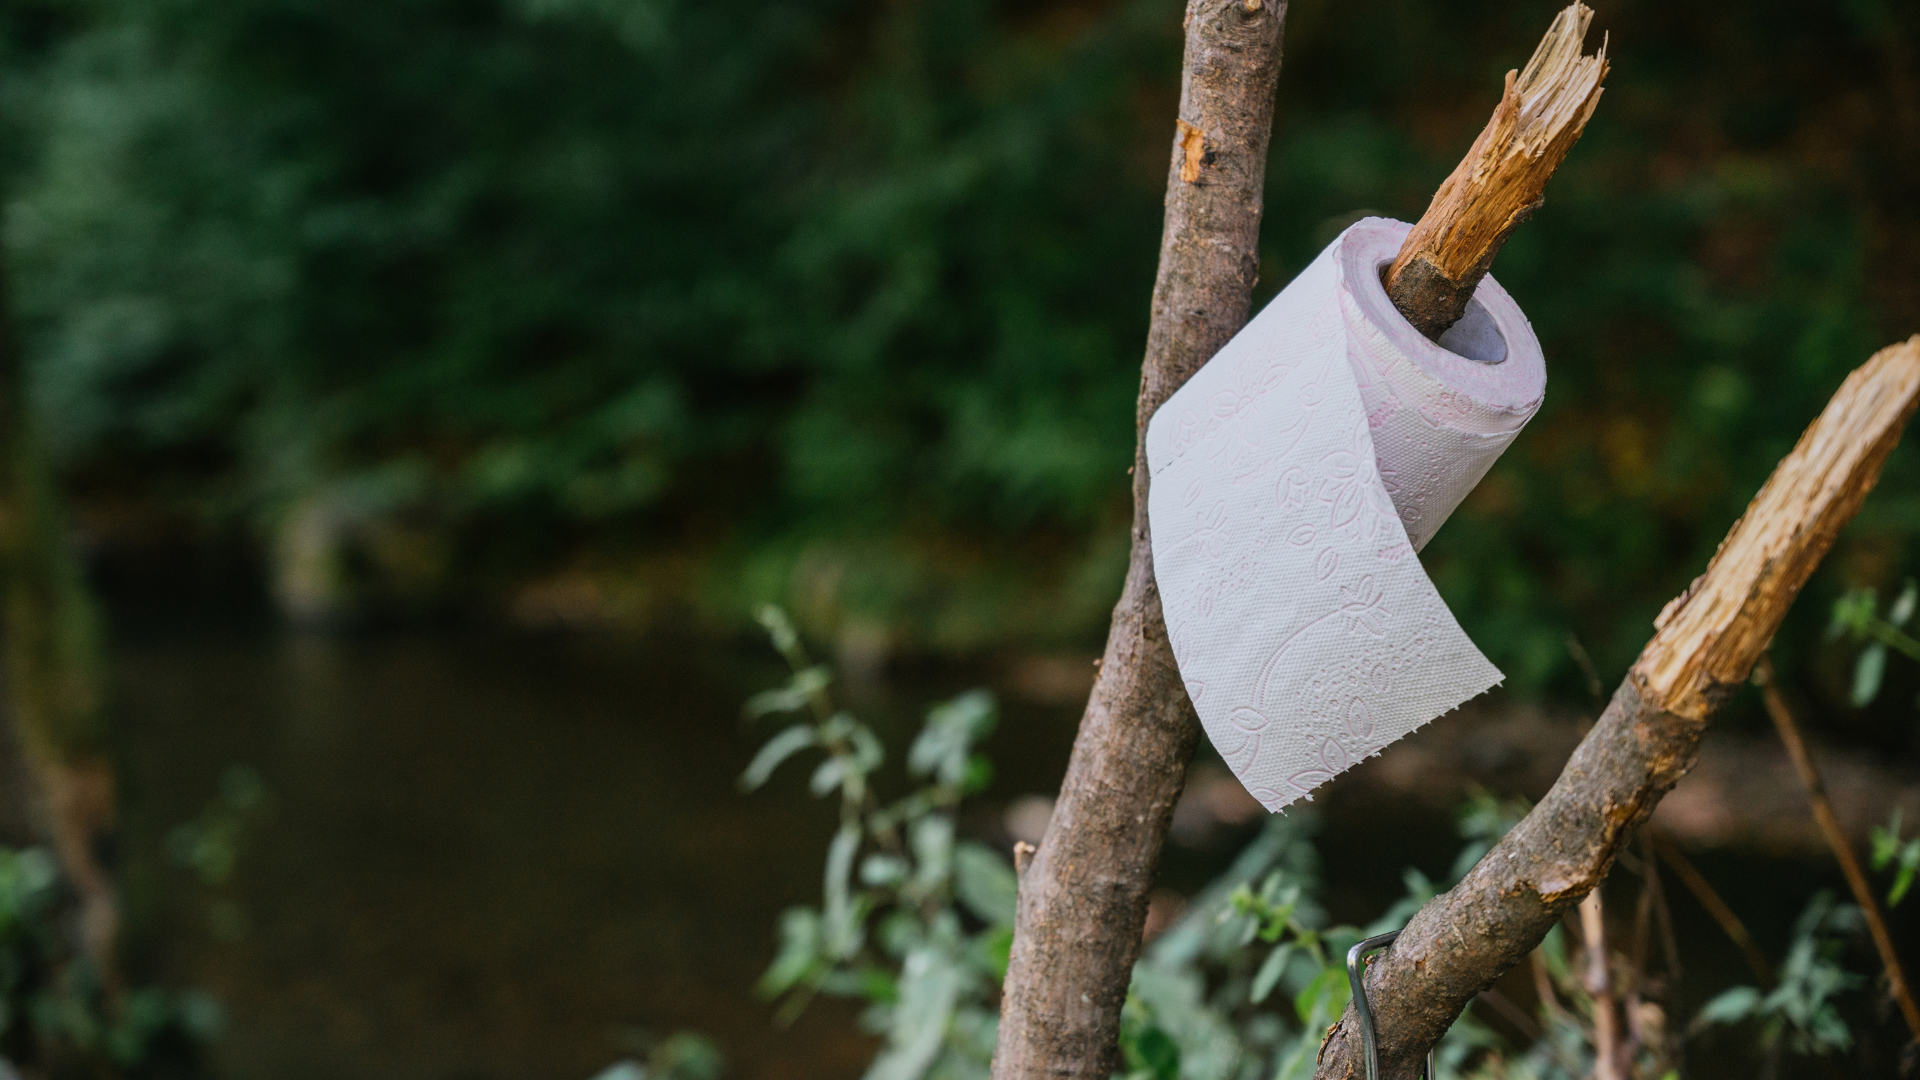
[1146,217,1545,812]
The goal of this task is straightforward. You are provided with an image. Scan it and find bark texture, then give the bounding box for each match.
[989,2,1286,1076]
[1385,3,1607,339]
[1314,336,1920,1080]
[0,234,119,983]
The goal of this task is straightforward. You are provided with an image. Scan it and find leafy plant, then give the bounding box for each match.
[742,606,1010,1079]
[1692,891,1865,1056]
[747,620,1891,1079]
[0,845,222,1073]
[741,611,1566,1080]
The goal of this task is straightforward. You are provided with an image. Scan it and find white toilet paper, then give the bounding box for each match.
[1146,217,1544,811]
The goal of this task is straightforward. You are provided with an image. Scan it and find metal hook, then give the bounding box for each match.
[1346,930,1436,1080]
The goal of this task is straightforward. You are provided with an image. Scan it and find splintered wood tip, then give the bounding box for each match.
[1386,2,1610,340]
[1511,3,1608,159]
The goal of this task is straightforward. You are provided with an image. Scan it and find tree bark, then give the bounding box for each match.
[0,224,120,986]
[990,2,1286,1076]
[1314,336,1920,1080]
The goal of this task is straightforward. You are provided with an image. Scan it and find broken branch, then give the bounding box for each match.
[1313,335,1920,1080]
[1385,3,1608,339]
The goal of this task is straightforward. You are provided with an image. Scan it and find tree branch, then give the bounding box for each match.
[1755,656,1920,1040]
[1314,335,1920,1080]
[990,2,1287,1076]
[1385,3,1607,340]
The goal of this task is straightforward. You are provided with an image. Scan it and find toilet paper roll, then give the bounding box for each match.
[1145,217,1544,811]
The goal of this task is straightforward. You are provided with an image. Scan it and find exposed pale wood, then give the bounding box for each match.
[1385,3,1607,339]
[1755,655,1920,1039]
[989,2,1287,1077]
[1637,338,1920,719]
[1313,336,1920,1080]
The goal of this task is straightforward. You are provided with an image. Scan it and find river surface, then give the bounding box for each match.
[102,585,1905,1080]
[111,594,1088,1080]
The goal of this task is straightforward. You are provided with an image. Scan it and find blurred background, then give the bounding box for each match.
[0,0,1916,1077]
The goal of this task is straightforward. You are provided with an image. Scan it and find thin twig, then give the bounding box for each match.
[1581,892,1625,1080]
[1648,830,1771,989]
[1475,988,1543,1042]
[1639,833,1683,988]
[1754,655,1920,1040]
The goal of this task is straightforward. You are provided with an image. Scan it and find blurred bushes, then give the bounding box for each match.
[2,0,1918,702]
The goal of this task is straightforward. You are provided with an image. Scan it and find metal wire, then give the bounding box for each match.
[1346,930,1436,1080]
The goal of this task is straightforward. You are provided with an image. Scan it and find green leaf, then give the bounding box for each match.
[756,605,800,658]
[823,825,863,957]
[1850,642,1887,706]
[1830,588,1878,641]
[758,907,823,998]
[861,853,910,887]
[1696,985,1762,1026]
[862,947,964,1080]
[744,666,832,719]
[1893,580,1919,628]
[740,725,817,791]
[1250,944,1293,1004]
[1293,963,1351,1027]
[652,1032,724,1080]
[1889,842,1918,907]
[908,689,997,786]
[1121,1024,1181,1080]
[953,842,1018,927]
[974,926,1014,981]
[810,756,849,797]
[1872,809,1904,868]
[962,753,994,794]
[908,816,954,894]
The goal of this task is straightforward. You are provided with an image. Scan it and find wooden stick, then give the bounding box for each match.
[989,3,1287,1077]
[1314,336,1920,1080]
[1580,892,1624,1080]
[1647,830,1773,989]
[1385,3,1608,339]
[1755,655,1920,1040]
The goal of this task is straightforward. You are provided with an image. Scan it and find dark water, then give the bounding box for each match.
[101,589,1914,1080]
[115,621,899,1080]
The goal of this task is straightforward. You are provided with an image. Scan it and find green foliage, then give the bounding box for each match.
[0,845,222,1072]
[1829,583,1920,706]
[0,0,1914,671]
[1692,892,1865,1056]
[743,608,1010,1079]
[589,1031,724,1080]
[1869,808,1920,908]
[750,614,1817,1080]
